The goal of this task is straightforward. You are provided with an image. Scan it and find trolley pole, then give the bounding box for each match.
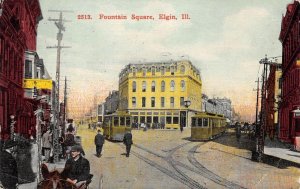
[47,10,72,163]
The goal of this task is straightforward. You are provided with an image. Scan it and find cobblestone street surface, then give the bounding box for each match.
[76,126,300,189]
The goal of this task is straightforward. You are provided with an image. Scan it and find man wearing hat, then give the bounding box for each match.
[61,145,90,187]
[0,140,18,189]
[123,130,133,157]
[94,130,105,157]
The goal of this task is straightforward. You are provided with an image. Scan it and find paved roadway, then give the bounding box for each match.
[78,126,300,189]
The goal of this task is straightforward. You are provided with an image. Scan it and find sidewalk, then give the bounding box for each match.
[210,131,300,168]
[264,138,300,166]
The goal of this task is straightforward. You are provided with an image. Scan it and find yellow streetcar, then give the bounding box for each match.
[191,112,226,141]
[103,112,132,141]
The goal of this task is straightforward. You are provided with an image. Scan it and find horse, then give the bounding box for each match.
[38,163,92,189]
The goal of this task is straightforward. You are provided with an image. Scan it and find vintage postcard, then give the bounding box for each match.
[1,0,300,189]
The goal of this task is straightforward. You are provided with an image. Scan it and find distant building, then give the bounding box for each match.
[118,60,202,129]
[97,103,105,123]
[279,1,300,143]
[105,90,119,114]
[202,94,232,122]
[265,64,282,139]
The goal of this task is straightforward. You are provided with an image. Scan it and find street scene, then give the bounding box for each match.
[1,0,300,189]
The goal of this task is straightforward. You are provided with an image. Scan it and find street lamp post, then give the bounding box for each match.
[10,115,16,140]
[184,100,191,128]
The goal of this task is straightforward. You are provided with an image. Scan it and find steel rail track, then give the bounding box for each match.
[134,142,246,189]
[187,144,246,189]
[118,143,206,189]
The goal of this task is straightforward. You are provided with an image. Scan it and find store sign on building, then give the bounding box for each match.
[293,107,300,117]
[23,79,52,90]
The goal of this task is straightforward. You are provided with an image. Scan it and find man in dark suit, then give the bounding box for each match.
[0,140,18,189]
[61,145,90,188]
[94,130,105,157]
[123,130,133,157]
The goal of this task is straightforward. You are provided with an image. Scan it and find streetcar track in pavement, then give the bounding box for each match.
[134,142,207,189]
[187,144,246,189]
[165,142,207,189]
[118,143,206,189]
[135,142,245,189]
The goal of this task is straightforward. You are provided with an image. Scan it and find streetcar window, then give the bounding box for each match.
[197,118,203,127]
[120,117,125,126]
[203,118,208,127]
[126,117,131,126]
[173,117,179,124]
[113,117,119,126]
[192,118,196,127]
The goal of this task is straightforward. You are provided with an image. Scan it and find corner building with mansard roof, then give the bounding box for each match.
[118,60,202,129]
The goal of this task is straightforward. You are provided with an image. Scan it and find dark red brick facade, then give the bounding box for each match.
[279,1,300,143]
[0,0,42,140]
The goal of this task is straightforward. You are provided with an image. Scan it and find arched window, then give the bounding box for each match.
[142,81,146,92]
[170,80,175,91]
[180,80,185,91]
[180,65,185,74]
[151,81,155,92]
[161,81,165,92]
[132,81,136,92]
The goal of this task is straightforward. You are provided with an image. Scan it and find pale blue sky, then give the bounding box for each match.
[37,0,292,120]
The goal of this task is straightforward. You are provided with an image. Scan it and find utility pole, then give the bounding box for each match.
[256,55,281,162]
[63,76,68,137]
[47,10,72,163]
[254,78,260,126]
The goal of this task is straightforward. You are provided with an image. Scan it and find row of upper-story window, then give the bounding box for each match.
[120,64,201,80]
[131,96,187,108]
[132,80,186,92]
[282,18,300,68]
[0,38,23,85]
[282,69,300,96]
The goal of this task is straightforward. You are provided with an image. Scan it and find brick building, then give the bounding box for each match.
[279,1,300,143]
[0,0,42,140]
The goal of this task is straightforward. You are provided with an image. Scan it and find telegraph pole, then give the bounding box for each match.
[256,55,281,162]
[63,76,68,136]
[255,78,260,126]
[47,10,72,163]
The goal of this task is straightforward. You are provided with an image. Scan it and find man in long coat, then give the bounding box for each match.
[0,140,18,189]
[123,130,133,157]
[94,130,105,157]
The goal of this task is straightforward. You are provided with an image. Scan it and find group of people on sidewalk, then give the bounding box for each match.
[41,123,78,163]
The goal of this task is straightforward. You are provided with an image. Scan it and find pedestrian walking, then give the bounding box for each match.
[42,129,52,162]
[0,140,18,189]
[123,130,133,157]
[61,145,92,188]
[236,123,241,142]
[94,130,105,157]
[180,123,183,133]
